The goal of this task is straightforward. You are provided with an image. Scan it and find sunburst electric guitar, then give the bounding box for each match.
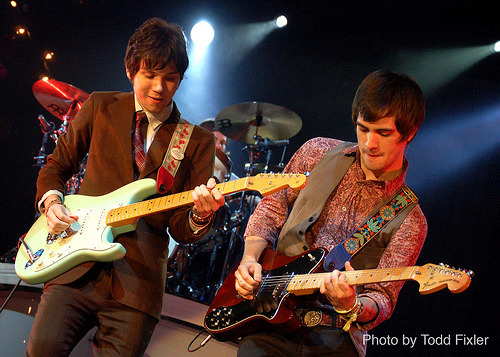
[15,173,308,285]
[205,248,473,341]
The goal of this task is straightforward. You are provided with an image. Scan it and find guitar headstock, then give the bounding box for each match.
[247,173,308,196]
[413,263,473,295]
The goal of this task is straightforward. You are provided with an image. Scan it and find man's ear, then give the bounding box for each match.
[126,68,132,82]
[407,130,416,143]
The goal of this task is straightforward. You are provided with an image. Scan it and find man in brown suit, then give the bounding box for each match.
[27,18,225,356]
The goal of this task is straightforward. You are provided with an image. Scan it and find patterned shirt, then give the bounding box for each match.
[244,137,427,330]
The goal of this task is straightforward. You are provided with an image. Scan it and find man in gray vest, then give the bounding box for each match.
[235,70,427,356]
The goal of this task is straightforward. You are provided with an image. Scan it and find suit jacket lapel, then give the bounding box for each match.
[107,92,135,171]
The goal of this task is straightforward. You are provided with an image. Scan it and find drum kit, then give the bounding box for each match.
[32,78,90,194]
[30,79,303,305]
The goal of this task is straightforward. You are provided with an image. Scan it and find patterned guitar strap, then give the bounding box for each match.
[156,118,194,194]
[323,185,419,271]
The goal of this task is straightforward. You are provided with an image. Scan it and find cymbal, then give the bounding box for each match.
[33,79,89,120]
[214,102,302,144]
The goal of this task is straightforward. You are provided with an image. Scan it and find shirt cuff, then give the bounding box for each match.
[189,218,211,235]
[38,190,64,213]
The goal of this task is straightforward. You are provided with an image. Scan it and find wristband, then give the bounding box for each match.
[334,296,360,314]
[190,209,214,226]
[335,297,362,331]
[44,199,64,215]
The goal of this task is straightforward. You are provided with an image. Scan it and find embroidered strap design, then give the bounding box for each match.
[342,186,418,255]
[156,118,194,194]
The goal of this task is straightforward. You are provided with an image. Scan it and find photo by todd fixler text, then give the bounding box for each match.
[363,333,489,348]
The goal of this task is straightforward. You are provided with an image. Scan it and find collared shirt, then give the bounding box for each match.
[244,137,427,330]
[134,94,173,153]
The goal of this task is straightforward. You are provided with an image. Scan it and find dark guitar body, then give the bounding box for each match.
[204,247,327,341]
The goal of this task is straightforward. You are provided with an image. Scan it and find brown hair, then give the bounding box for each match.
[125,18,189,79]
[352,70,425,142]
[199,118,217,132]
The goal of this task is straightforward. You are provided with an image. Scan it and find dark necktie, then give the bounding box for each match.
[133,111,148,179]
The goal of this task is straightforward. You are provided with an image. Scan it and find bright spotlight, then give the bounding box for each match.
[494,41,500,53]
[191,21,215,47]
[275,15,287,28]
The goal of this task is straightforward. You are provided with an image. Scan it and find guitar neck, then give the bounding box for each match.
[105,177,253,227]
[288,266,416,295]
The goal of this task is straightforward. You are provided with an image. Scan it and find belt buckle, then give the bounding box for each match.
[294,308,323,327]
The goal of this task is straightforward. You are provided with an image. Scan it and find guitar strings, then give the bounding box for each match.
[258,267,415,290]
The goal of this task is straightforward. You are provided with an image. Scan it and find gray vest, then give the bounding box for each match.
[277,142,417,270]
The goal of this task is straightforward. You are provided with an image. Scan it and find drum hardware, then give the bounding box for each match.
[242,135,288,176]
[214,101,302,144]
[166,101,303,305]
[32,79,89,167]
[32,79,89,194]
[34,114,56,167]
[32,79,89,121]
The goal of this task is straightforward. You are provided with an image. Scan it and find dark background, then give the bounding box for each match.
[1,1,498,356]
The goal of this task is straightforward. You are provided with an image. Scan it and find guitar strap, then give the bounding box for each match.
[323,185,418,271]
[156,118,194,194]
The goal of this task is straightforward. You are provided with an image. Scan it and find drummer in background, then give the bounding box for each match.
[199,118,238,183]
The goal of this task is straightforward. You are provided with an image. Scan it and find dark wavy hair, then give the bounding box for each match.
[125,18,189,79]
[352,70,425,142]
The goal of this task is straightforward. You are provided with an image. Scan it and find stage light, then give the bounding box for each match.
[190,21,215,47]
[494,41,500,53]
[11,1,17,7]
[44,52,54,60]
[275,15,287,28]
[397,44,495,94]
[16,27,26,35]
[407,103,500,193]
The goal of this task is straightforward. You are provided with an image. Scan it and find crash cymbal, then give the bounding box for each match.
[214,102,302,144]
[33,79,89,121]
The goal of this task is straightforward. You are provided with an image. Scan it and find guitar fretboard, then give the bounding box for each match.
[287,266,417,295]
[105,178,250,227]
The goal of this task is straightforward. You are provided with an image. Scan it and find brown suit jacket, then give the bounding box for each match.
[36,91,215,319]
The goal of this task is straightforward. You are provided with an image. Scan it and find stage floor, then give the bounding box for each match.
[0,262,238,356]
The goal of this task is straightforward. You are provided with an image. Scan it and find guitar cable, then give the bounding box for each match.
[18,234,36,264]
[187,328,212,352]
[0,234,35,315]
[0,277,22,315]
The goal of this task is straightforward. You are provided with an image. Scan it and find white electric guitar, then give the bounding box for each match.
[15,173,308,284]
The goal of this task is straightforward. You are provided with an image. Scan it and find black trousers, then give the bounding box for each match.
[26,263,158,356]
[237,326,358,357]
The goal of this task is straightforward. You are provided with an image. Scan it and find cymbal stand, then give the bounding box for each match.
[243,135,288,176]
[57,99,79,140]
[33,114,56,167]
